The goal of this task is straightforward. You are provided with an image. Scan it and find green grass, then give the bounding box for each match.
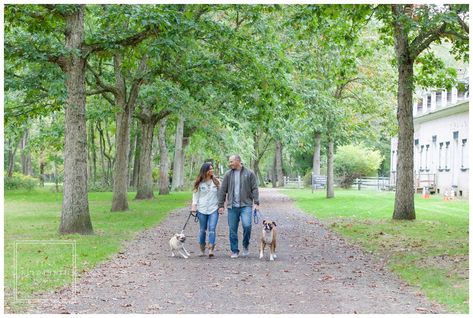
[282,188,469,314]
[4,187,191,313]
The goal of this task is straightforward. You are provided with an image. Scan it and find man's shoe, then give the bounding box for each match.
[241,247,249,257]
[198,244,206,257]
[230,252,239,258]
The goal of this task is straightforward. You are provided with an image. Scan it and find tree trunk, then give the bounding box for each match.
[275,140,284,187]
[135,112,156,200]
[172,115,185,191]
[158,118,170,195]
[7,137,20,178]
[179,136,190,190]
[111,53,130,211]
[128,119,137,187]
[39,159,46,187]
[326,133,334,198]
[254,162,265,186]
[97,121,108,186]
[131,126,141,188]
[89,121,97,186]
[392,25,415,219]
[312,131,321,176]
[59,5,93,234]
[21,129,32,176]
[271,153,277,188]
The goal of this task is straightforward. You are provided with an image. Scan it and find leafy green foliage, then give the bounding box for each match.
[4,172,38,190]
[334,144,383,188]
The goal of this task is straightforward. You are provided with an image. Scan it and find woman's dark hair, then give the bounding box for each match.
[193,162,220,191]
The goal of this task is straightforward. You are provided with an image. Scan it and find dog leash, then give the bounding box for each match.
[253,208,264,224]
[181,211,198,233]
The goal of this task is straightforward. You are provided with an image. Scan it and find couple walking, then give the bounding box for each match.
[191,154,260,258]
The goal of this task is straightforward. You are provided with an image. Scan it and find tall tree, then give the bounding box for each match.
[376,4,469,219]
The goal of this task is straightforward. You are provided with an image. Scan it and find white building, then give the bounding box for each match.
[390,82,469,198]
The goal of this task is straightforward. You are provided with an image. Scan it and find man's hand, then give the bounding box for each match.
[218,207,224,215]
[254,204,260,211]
[191,204,197,216]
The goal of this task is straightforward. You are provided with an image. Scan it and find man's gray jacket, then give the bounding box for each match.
[218,166,259,209]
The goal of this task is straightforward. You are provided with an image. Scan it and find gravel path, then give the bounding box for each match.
[27,188,445,314]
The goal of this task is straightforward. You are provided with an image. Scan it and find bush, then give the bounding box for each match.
[334,144,383,189]
[88,182,113,192]
[303,170,312,186]
[4,172,38,190]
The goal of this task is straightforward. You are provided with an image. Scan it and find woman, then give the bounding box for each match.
[191,162,222,257]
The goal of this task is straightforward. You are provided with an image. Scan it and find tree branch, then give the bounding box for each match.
[410,22,446,59]
[84,26,158,56]
[86,62,118,95]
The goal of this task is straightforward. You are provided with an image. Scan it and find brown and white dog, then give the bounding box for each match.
[259,220,277,261]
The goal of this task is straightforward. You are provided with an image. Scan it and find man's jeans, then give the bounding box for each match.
[227,206,252,253]
[197,210,219,245]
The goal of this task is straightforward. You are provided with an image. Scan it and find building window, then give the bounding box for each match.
[416,99,423,112]
[453,131,459,140]
[438,142,443,171]
[445,141,450,171]
[432,135,437,143]
[419,145,424,172]
[461,139,468,171]
[447,91,452,104]
[415,139,419,146]
[425,144,430,172]
[435,91,442,104]
[426,95,431,110]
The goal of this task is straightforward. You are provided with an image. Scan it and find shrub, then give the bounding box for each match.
[334,144,383,188]
[4,172,38,190]
[88,182,113,192]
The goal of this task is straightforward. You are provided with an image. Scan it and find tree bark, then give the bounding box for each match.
[172,115,185,191]
[392,10,416,219]
[20,129,32,176]
[135,111,156,200]
[312,131,321,176]
[59,5,93,234]
[158,118,170,195]
[326,133,334,198]
[89,121,97,186]
[131,126,141,188]
[179,136,190,189]
[128,119,137,187]
[275,139,284,187]
[111,53,130,211]
[39,159,46,187]
[271,152,277,188]
[7,137,20,178]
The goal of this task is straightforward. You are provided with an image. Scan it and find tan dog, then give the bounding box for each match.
[169,233,190,259]
[259,220,277,261]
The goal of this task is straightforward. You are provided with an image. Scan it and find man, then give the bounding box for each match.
[218,154,260,258]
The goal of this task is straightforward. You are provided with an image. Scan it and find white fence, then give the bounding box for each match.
[281,174,393,191]
[283,176,304,188]
[351,177,392,190]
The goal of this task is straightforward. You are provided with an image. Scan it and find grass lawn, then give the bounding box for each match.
[4,187,191,313]
[282,188,469,314]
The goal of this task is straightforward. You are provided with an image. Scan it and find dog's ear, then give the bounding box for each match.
[262,220,267,225]
[272,221,277,227]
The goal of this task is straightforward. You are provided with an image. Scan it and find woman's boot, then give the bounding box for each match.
[199,244,206,257]
[208,244,215,257]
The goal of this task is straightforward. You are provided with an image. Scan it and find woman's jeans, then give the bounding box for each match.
[227,206,252,253]
[197,210,219,245]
